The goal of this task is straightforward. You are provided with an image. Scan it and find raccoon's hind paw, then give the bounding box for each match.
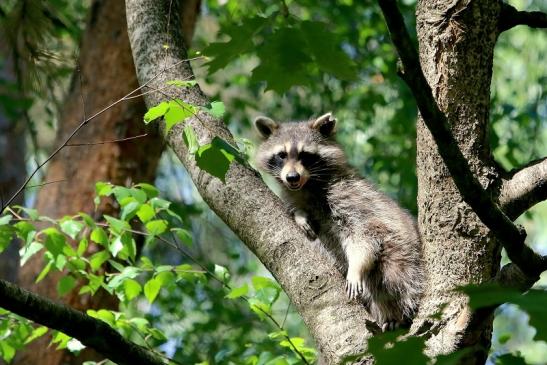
[294,210,317,240]
[345,276,365,300]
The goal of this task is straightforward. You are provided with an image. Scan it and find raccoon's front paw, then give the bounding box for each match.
[294,210,317,240]
[381,320,402,332]
[345,272,364,300]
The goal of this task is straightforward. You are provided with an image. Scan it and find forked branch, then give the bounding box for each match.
[499,157,547,220]
[499,2,547,33]
[376,0,547,280]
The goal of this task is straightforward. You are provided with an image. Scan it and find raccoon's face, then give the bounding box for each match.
[254,113,345,190]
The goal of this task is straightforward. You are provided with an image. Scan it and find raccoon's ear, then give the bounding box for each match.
[310,112,336,137]
[254,116,279,139]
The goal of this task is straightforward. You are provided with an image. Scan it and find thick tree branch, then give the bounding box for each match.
[0,279,165,365]
[377,0,547,279]
[499,2,547,33]
[499,157,547,220]
[125,0,372,363]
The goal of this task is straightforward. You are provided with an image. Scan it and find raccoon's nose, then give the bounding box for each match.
[286,172,300,183]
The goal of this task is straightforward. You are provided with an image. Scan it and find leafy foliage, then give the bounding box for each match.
[0,182,316,364]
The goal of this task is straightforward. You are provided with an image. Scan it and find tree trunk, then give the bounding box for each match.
[126,1,375,363]
[413,1,501,362]
[14,1,199,364]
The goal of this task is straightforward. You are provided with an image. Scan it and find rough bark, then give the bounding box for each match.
[14,1,199,364]
[126,0,373,363]
[413,1,501,362]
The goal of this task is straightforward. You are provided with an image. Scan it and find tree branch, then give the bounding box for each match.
[499,157,547,220]
[0,279,165,365]
[377,0,547,279]
[499,2,547,33]
[125,0,373,363]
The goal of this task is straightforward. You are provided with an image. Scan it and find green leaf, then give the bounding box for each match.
[299,21,357,80]
[195,137,239,182]
[183,125,199,154]
[123,279,142,301]
[434,349,473,365]
[60,219,84,240]
[166,79,197,87]
[144,277,162,303]
[203,17,269,73]
[251,27,312,93]
[130,187,147,204]
[134,183,159,198]
[164,100,197,135]
[202,101,225,118]
[43,228,67,257]
[104,215,130,235]
[19,242,43,265]
[107,266,142,290]
[57,276,77,296]
[145,220,168,236]
[226,283,248,299]
[0,341,15,362]
[136,204,155,223]
[24,326,48,344]
[150,197,171,210]
[120,200,140,220]
[77,238,89,256]
[80,274,105,295]
[79,212,96,228]
[495,354,527,365]
[90,227,108,246]
[147,327,168,342]
[112,186,132,203]
[0,225,14,254]
[366,331,428,365]
[109,235,124,257]
[95,182,113,197]
[144,101,169,124]
[87,309,115,326]
[14,221,35,241]
[248,298,271,319]
[252,276,280,291]
[35,262,53,283]
[172,228,192,247]
[459,283,521,309]
[89,250,111,271]
[0,214,12,225]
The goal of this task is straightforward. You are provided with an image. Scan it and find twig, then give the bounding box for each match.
[77,62,88,138]
[66,133,148,147]
[0,56,204,213]
[25,179,67,189]
[124,227,311,364]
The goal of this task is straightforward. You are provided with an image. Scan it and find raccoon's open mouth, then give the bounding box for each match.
[285,181,304,190]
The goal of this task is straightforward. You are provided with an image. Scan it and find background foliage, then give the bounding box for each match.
[0,0,545,364]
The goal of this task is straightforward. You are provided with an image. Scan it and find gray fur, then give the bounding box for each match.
[254,114,424,329]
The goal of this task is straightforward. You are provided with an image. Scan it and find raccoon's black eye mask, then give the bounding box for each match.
[298,151,319,167]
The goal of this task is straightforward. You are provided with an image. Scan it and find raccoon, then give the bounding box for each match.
[254,112,424,330]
